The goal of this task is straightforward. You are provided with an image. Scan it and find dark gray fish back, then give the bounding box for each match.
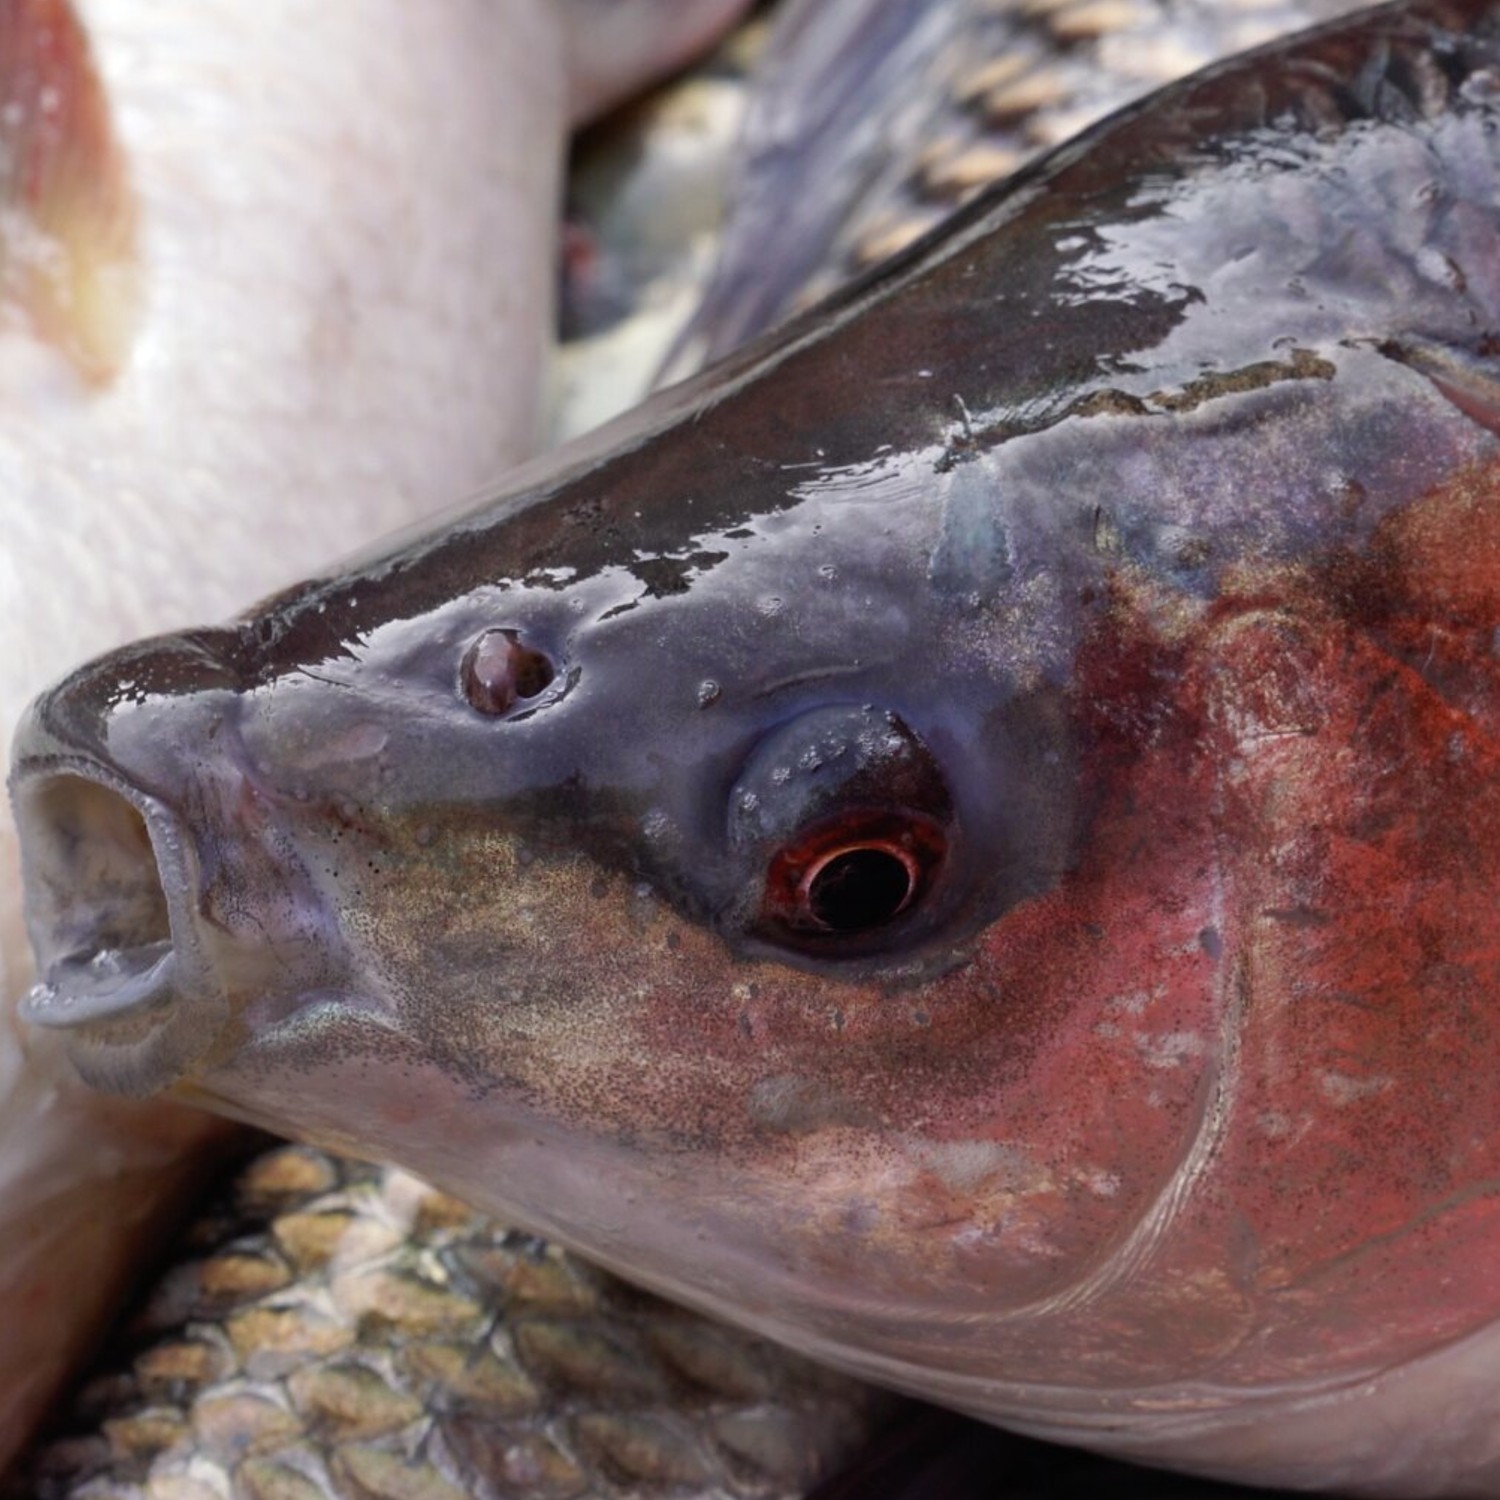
[671,0,1392,371]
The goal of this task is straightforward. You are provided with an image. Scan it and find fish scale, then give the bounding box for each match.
[11,1145,884,1500]
[672,0,1373,369]
[564,0,1373,427]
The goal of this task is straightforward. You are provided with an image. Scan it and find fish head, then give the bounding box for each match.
[19,358,1483,1411]
[11,399,1134,1327]
[18,3,1500,1485]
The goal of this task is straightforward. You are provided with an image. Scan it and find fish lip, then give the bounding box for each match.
[9,736,229,1097]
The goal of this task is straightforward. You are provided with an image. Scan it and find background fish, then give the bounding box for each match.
[672,0,1383,364]
[12,1142,884,1500]
[561,0,1379,432]
[7,1151,1268,1500]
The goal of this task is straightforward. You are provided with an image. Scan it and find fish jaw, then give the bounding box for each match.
[8,627,363,1096]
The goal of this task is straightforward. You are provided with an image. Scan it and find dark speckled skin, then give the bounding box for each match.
[17,4,1500,1491]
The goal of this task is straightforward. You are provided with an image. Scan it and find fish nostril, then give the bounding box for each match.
[15,772,179,1029]
[461,629,557,716]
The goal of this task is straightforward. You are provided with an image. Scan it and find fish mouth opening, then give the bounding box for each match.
[13,763,226,1095]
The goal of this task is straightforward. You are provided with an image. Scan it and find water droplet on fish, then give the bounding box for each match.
[1416,245,1465,290]
[628,883,660,932]
[1462,67,1500,104]
[697,679,722,708]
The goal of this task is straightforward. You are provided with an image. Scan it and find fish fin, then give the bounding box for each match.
[0,0,138,383]
[1381,335,1500,438]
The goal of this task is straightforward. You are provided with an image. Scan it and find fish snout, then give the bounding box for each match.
[9,629,323,1097]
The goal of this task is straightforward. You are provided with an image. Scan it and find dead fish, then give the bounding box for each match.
[0,0,752,1469]
[11,1141,883,1500]
[673,0,1383,366]
[565,0,1380,430]
[14,2,1500,1495]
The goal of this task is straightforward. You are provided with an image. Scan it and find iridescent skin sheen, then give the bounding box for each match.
[15,5,1500,1492]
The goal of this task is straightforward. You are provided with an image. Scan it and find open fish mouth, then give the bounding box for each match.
[7,619,448,1102]
[17,763,187,1025]
[10,749,229,1095]
[5,625,338,1097]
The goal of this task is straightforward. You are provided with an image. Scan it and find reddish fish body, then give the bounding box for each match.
[14,3,1500,1492]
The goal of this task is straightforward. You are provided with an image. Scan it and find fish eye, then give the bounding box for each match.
[461,629,556,716]
[762,808,948,937]
[729,704,954,951]
[808,847,914,930]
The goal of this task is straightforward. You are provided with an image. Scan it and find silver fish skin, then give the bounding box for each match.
[17,3,1500,1497]
[9,1144,882,1500]
[669,0,1383,367]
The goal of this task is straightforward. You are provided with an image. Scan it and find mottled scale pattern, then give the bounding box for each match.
[848,0,1357,256]
[10,1147,884,1500]
[676,0,1377,366]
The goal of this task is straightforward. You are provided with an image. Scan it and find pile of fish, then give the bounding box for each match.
[12,2,1500,1498]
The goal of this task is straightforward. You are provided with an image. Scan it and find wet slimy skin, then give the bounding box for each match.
[15,4,1500,1491]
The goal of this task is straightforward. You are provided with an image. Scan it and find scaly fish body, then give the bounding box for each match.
[15,2,1500,1494]
[13,1142,883,1500]
[675,0,1386,364]
[567,0,1381,426]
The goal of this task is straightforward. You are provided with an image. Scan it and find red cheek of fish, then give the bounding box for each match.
[1057,456,1500,1382]
[605,460,1500,1384]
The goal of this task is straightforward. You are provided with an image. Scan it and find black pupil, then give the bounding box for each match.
[807,847,913,933]
[513,647,554,699]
